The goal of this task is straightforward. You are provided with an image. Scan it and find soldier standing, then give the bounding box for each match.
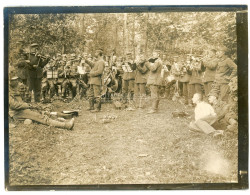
[134,52,149,108]
[121,52,136,103]
[179,56,192,105]
[26,43,50,102]
[209,46,237,102]
[189,56,205,99]
[84,49,105,112]
[145,50,163,114]
[202,49,218,98]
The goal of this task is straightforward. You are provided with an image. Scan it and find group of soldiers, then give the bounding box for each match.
[9,41,237,130]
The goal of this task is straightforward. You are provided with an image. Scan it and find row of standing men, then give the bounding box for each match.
[12,43,237,114]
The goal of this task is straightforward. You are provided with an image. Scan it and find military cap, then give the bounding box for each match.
[30,43,39,47]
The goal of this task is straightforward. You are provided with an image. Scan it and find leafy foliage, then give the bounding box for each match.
[9,12,236,60]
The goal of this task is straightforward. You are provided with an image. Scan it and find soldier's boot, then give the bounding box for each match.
[134,95,139,108]
[48,118,74,130]
[91,98,101,112]
[87,98,95,111]
[165,88,170,100]
[140,95,147,109]
[122,93,128,104]
[71,86,77,99]
[34,92,41,103]
[147,99,159,114]
[130,92,134,101]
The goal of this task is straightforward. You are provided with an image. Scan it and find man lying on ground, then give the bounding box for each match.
[188,93,224,137]
[9,76,74,130]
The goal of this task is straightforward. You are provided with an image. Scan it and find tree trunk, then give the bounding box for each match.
[132,14,136,59]
[123,13,127,56]
[144,13,149,58]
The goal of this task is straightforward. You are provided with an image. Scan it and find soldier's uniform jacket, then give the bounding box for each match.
[214,57,237,84]
[179,63,191,83]
[86,59,105,86]
[146,58,163,86]
[189,61,205,85]
[135,61,149,84]
[122,60,136,81]
[202,57,219,83]
[27,53,50,79]
[9,87,30,117]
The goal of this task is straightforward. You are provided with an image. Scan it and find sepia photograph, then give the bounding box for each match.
[4,5,248,190]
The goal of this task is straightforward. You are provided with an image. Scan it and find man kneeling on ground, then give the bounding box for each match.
[189,93,224,137]
[9,76,74,130]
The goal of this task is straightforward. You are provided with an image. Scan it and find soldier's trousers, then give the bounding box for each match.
[88,84,102,110]
[134,83,147,108]
[88,84,101,98]
[209,82,229,102]
[149,85,160,111]
[189,116,217,134]
[13,109,48,124]
[61,79,77,98]
[122,79,135,101]
[27,77,42,102]
[204,81,213,97]
[181,82,191,104]
[189,83,202,98]
[42,79,58,99]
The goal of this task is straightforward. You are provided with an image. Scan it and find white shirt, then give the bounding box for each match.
[194,101,216,121]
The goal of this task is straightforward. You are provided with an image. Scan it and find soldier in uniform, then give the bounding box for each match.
[189,56,205,99]
[165,56,181,100]
[145,50,163,114]
[134,52,149,108]
[202,49,218,98]
[9,76,74,130]
[41,58,59,102]
[209,46,237,102]
[61,61,72,99]
[13,41,31,102]
[160,53,171,98]
[26,43,50,102]
[121,52,136,103]
[84,49,105,112]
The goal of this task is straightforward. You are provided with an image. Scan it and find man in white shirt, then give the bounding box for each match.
[189,93,224,136]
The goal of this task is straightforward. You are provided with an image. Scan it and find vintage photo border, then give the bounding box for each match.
[4,5,248,190]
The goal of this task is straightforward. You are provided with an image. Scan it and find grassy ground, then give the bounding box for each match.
[9,98,238,185]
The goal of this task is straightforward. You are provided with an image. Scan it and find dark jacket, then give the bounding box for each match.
[27,53,49,79]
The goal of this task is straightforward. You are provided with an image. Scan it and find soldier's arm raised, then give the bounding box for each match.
[146,60,161,72]
[85,59,95,68]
